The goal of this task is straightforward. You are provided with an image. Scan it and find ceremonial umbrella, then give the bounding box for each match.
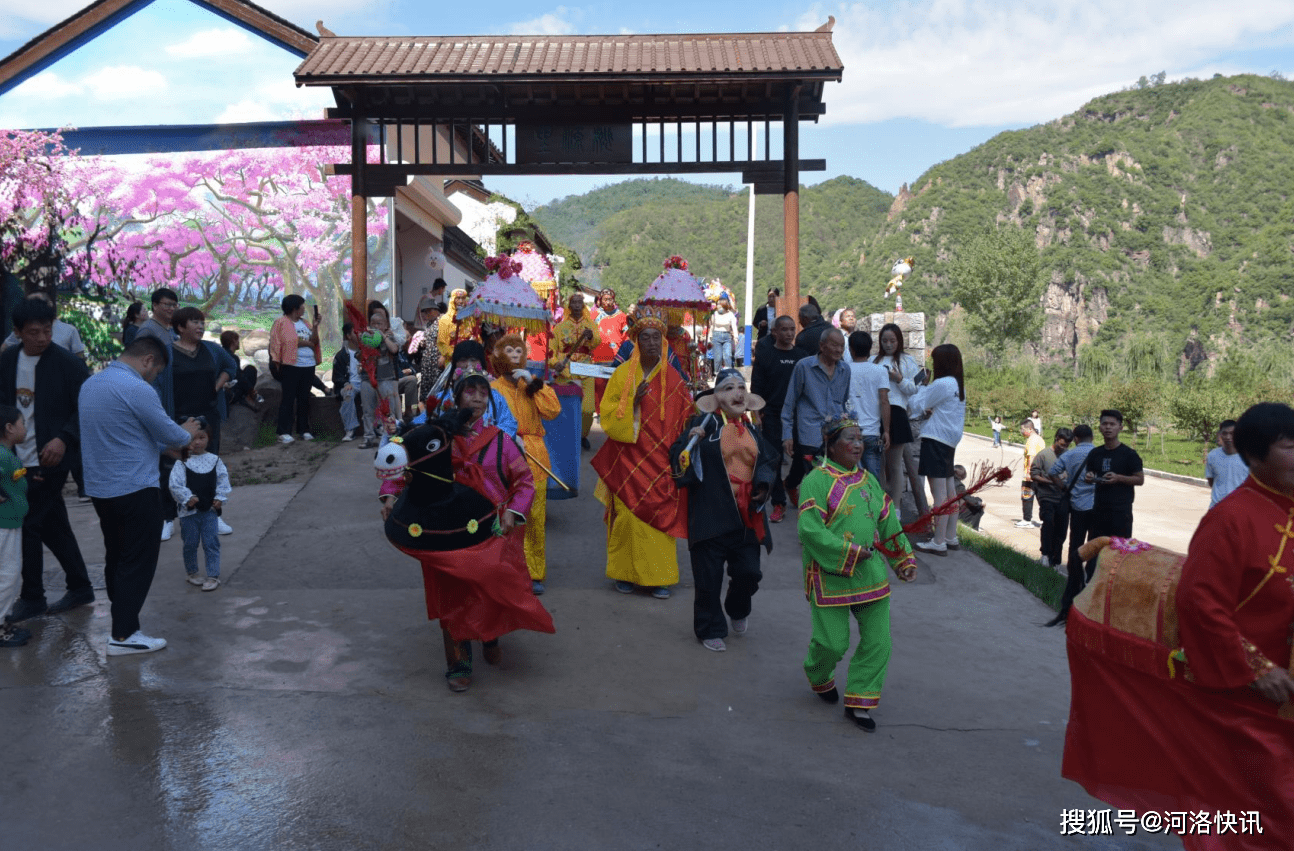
[639,256,712,326]
[457,254,552,334]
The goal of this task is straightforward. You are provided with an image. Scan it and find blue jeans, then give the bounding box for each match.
[863,435,884,481]
[992,431,1002,447]
[180,511,221,578]
[711,332,734,372]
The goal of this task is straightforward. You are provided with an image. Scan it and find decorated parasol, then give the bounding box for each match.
[456,253,552,334]
[511,241,556,300]
[639,255,713,326]
[704,277,736,308]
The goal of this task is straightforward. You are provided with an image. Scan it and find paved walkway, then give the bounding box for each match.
[1,430,1181,850]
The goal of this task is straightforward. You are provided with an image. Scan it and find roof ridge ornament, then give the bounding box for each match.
[815,16,835,32]
[317,20,337,38]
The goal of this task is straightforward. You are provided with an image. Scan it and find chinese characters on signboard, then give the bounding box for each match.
[517,123,632,165]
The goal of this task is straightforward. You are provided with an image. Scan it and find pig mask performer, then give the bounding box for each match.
[670,368,781,652]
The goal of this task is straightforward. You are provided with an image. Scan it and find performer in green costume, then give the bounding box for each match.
[797,414,917,731]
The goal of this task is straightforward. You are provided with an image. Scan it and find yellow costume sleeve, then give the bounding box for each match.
[436,318,454,360]
[533,384,561,421]
[600,360,642,443]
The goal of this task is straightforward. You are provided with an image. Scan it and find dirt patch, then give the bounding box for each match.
[223,439,337,487]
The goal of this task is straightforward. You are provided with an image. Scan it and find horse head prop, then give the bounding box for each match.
[382,408,496,552]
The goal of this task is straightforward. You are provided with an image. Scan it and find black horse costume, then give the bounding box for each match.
[381,409,554,644]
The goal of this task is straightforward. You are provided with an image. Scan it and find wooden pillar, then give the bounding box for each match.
[350,114,368,312]
[782,86,801,316]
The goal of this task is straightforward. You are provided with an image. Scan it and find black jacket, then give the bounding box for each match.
[670,413,779,551]
[0,342,89,470]
[332,346,357,392]
[794,318,831,355]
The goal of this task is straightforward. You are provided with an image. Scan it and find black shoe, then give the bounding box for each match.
[581,437,591,450]
[6,598,47,623]
[816,686,840,704]
[46,589,95,615]
[845,706,877,732]
[0,626,31,647]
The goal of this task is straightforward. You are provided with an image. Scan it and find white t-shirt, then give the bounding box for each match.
[710,310,739,338]
[847,360,889,436]
[3,319,85,356]
[1205,447,1248,508]
[910,375,966,448]
[294,319,316,368]
[15,351,38,466]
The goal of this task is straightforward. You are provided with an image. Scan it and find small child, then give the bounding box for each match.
[0,405,31,647]
[953,464,985,531]
[168,417,232,591]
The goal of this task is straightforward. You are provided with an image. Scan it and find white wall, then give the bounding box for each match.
[450,191,517,256]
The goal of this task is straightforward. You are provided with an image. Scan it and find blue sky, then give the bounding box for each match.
[1,0,1292,208]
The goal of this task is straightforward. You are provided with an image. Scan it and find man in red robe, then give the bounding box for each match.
[590,316,694,598]
[1063,402,1294,850]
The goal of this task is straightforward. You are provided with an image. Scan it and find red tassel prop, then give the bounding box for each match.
[875,462,1012,558]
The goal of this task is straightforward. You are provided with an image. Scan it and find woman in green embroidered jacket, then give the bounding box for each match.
[798,414,917,731]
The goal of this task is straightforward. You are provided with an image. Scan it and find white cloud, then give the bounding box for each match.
[802,0,1294,127]
[507,8,579,36]
[83,65,168,100]
[164,27,255,57]
[0,0,93,38]
[7,71,82,98]
[215,99,281,123]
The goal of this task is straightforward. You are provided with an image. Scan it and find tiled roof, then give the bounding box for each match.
[295,32,842,83]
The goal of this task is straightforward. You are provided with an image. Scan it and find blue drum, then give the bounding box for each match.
[543,382,582,500]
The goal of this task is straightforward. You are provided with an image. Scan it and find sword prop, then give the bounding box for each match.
[522,445,574,492]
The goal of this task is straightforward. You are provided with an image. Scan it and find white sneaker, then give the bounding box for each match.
[160,520,173,541]
[341,431,355,442]
[1014,519,1034,528]
[202,577,220,591]
[278,434,294,444]
[915,540,948,555]
[1039,555,1051,567]
[217,519,233,535]
[107,631,168,656]
[186,574,204,586]
[1032,520,1043,528]
[301,432,315,441]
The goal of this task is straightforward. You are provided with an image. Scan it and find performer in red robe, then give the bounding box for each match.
[590,315,694,597]
[1063,402,1294,850]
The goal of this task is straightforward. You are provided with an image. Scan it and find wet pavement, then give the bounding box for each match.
[2,431,1180,850]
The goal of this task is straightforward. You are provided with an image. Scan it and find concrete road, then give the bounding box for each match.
[956,434,1210,558]
[1,430,1179,851]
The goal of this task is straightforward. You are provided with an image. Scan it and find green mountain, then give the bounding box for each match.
[534,175,892,305]
[531,74,1294,365]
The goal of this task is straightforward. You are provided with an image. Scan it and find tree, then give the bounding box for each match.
[949,226,1045,365]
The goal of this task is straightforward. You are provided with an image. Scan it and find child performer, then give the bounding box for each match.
[798,414,917,731]
[669,369,780,652]
[168,417,231,591]
[490,335,561,595]
[0,405,31,647]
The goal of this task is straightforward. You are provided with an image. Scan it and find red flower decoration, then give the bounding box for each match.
[484,254,523,279]
[664,255,689,271]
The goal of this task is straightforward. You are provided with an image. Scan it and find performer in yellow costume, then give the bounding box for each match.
[590,317,693,598]
[490,335,561,594]
[549,292,601,446]
[437,288,477,362]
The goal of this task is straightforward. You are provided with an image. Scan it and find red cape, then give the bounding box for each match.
[399,532,554,641]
